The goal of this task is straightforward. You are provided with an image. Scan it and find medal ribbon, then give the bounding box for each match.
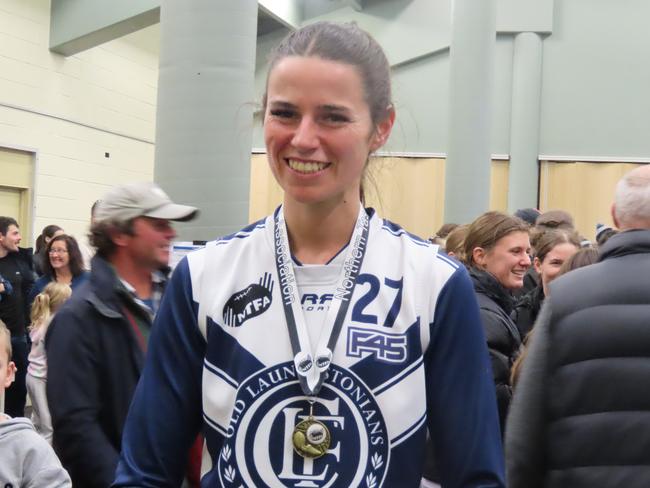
[273,204,370,396]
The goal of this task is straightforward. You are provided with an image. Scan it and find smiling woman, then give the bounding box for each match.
[514,228,580,338]
[27,234,89,309]
[464,211,531,433]
[114,21,505,488]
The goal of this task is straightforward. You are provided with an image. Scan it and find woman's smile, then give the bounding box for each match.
[264,56,385,207]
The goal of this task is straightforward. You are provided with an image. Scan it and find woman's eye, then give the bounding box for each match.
[323,113,350,124]
[269,109,296,119]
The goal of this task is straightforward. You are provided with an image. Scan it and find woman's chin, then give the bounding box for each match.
[506,278,524,290]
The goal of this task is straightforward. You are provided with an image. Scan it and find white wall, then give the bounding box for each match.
[0,0,159,243]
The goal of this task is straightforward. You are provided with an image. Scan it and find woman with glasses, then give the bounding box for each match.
[28,234,89,307]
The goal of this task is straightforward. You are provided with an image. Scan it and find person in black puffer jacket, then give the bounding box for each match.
[464,211,531,434]
[506,164,650,488]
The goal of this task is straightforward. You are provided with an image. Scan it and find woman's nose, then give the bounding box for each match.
[291,117,319,150]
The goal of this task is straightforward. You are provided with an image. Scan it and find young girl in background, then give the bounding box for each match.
[26,282,71,442]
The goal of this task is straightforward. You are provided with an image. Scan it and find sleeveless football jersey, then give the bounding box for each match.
[115,209,505,488]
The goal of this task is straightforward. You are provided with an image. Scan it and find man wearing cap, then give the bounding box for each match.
[45,182,197,488]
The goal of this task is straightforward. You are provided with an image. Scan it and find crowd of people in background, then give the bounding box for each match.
[1,19,649,488]
[1,178,642,488]
[427,206,616,441]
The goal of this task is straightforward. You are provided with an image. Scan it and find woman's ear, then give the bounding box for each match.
[533,256,542,274]
[472,247,487,267]
[370,106,395,152]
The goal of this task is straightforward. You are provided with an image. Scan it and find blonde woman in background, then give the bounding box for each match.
[26,282,72,443]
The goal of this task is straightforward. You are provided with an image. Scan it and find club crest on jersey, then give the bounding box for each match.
[347,327,408,364]
[223,273,274,327]
[216,362,390,487]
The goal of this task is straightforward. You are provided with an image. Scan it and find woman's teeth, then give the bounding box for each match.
[287,159,328,173]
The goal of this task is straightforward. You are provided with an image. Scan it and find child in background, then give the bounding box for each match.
[0,319,71,487]
[26,282,71,442]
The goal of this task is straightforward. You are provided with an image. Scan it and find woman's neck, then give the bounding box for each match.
[55,268,73,284]
[283,198,361,265]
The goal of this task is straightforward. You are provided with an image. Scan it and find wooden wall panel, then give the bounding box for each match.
[363,157,445,239]
[490,160,509,212]
[0,147,33,244]
[249,155,509,239]
[248,153,283,224]
[539,161,642,240]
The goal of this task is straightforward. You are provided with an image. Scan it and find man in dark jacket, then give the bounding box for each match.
[506,165,650,488]
[0,217,34,417]
[46,182,197,488]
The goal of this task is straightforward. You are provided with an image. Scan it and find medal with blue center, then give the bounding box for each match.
[274,204,370,459]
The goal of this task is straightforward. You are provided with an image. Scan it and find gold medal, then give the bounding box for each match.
[292,402,331,459]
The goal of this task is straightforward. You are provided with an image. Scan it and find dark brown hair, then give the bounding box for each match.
[35,224,63,253]
[464,212,530,267]
[89,219,135,259]
[435,223,459,239]
[0,217,18,237]
[262,21,392,127]
[532,228,581,263]
[45,234,84,278]
[535,210,574,230]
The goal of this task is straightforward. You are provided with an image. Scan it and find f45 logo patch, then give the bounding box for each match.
[346,326,408,364]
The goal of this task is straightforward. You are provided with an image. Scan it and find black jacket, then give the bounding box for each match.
[506,229,650,488]
[46,255,153,488]
[513,266,538,299]
[0,247,34,336]
[470,268,522,433]
[514,285,545,339]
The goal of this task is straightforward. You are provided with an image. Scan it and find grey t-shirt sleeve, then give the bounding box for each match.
[505,298,553,488]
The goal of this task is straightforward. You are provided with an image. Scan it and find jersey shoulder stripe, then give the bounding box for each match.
[380,219,430,247]
[214,218,266,245]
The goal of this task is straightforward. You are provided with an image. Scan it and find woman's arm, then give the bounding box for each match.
[425,267,505,488]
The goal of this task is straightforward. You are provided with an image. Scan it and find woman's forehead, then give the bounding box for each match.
[267,56,367,104]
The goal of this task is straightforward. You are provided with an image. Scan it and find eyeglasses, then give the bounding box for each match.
[49,249,68,255]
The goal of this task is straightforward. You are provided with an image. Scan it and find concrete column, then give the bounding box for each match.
[154,0,258,240]
[444,0,497,224]
[507,32,543,213]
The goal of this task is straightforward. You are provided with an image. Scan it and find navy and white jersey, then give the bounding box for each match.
[114,209,505,488]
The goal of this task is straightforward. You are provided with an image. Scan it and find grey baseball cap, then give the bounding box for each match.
[95,182,199,223]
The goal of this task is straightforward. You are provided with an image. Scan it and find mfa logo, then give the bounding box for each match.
[217,362,390,487]
[223,273,273,327]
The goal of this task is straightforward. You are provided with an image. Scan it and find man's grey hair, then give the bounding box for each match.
[614,165,650,229]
